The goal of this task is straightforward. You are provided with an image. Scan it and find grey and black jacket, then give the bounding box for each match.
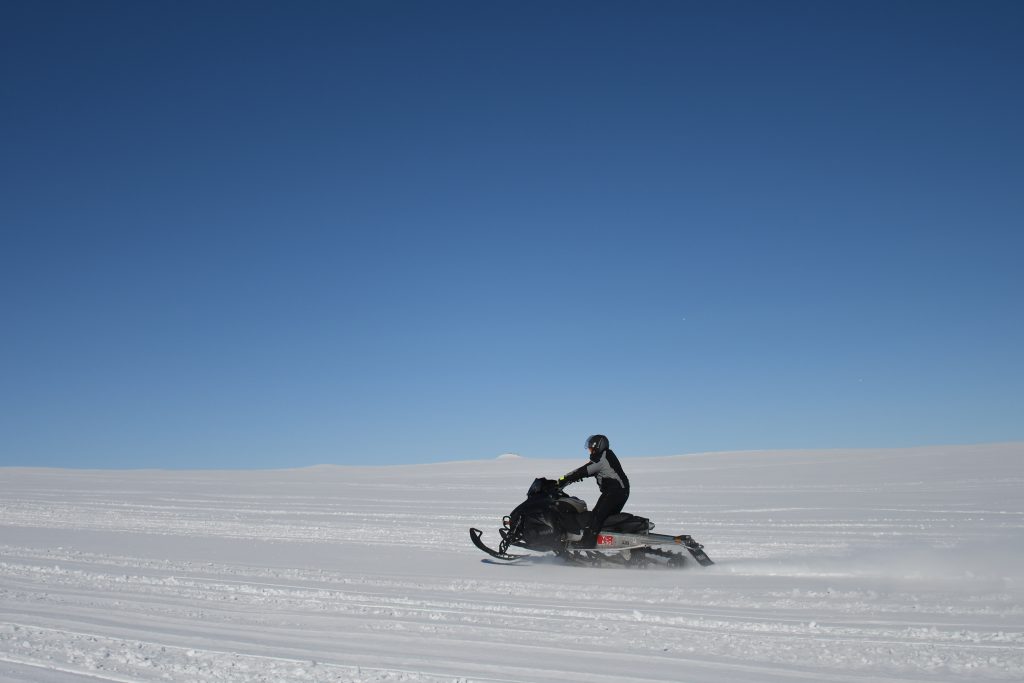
[563,448,630,493]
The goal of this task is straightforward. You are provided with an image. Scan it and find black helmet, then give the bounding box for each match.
[585,434,609,452]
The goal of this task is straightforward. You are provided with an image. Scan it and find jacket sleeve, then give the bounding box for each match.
[560,464,591,485]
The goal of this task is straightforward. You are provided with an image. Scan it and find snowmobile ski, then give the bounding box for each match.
[470,527,528,561]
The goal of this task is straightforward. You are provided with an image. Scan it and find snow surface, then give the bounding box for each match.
[1,443,1022,682]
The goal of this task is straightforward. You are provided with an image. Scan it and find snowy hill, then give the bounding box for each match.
[1,444,1022,682]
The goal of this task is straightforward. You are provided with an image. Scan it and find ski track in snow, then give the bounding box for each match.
[1,444,1023,682]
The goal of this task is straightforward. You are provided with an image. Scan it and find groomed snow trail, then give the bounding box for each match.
[1,444,1022,682]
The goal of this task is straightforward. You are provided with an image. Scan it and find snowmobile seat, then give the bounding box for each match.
[601,513,651,533]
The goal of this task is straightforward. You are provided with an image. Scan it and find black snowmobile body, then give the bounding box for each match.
[470,477,713,568]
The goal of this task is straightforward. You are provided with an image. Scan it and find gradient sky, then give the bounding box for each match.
[2,1,1022,469]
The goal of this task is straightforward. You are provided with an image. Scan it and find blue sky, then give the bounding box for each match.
[2,1,1022,469]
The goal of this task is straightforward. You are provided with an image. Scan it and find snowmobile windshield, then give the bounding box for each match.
[527,478,560,498]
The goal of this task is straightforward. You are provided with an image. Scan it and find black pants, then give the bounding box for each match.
[586,485,629,534]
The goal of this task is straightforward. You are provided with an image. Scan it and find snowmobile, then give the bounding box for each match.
[470,477,713,568]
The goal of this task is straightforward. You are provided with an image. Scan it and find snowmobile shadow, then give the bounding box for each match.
[483,551,707,570]
[481,555,564,567]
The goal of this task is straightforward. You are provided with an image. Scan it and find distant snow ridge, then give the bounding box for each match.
[496,452,522,460]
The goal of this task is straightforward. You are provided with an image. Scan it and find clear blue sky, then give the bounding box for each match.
[2,1,1022,469]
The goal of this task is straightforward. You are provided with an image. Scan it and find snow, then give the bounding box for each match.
[1,443,1022,682]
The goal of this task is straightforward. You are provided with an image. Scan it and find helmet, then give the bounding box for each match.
[585,434,609,452]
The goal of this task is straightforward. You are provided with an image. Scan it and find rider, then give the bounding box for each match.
[559,434,630,548]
